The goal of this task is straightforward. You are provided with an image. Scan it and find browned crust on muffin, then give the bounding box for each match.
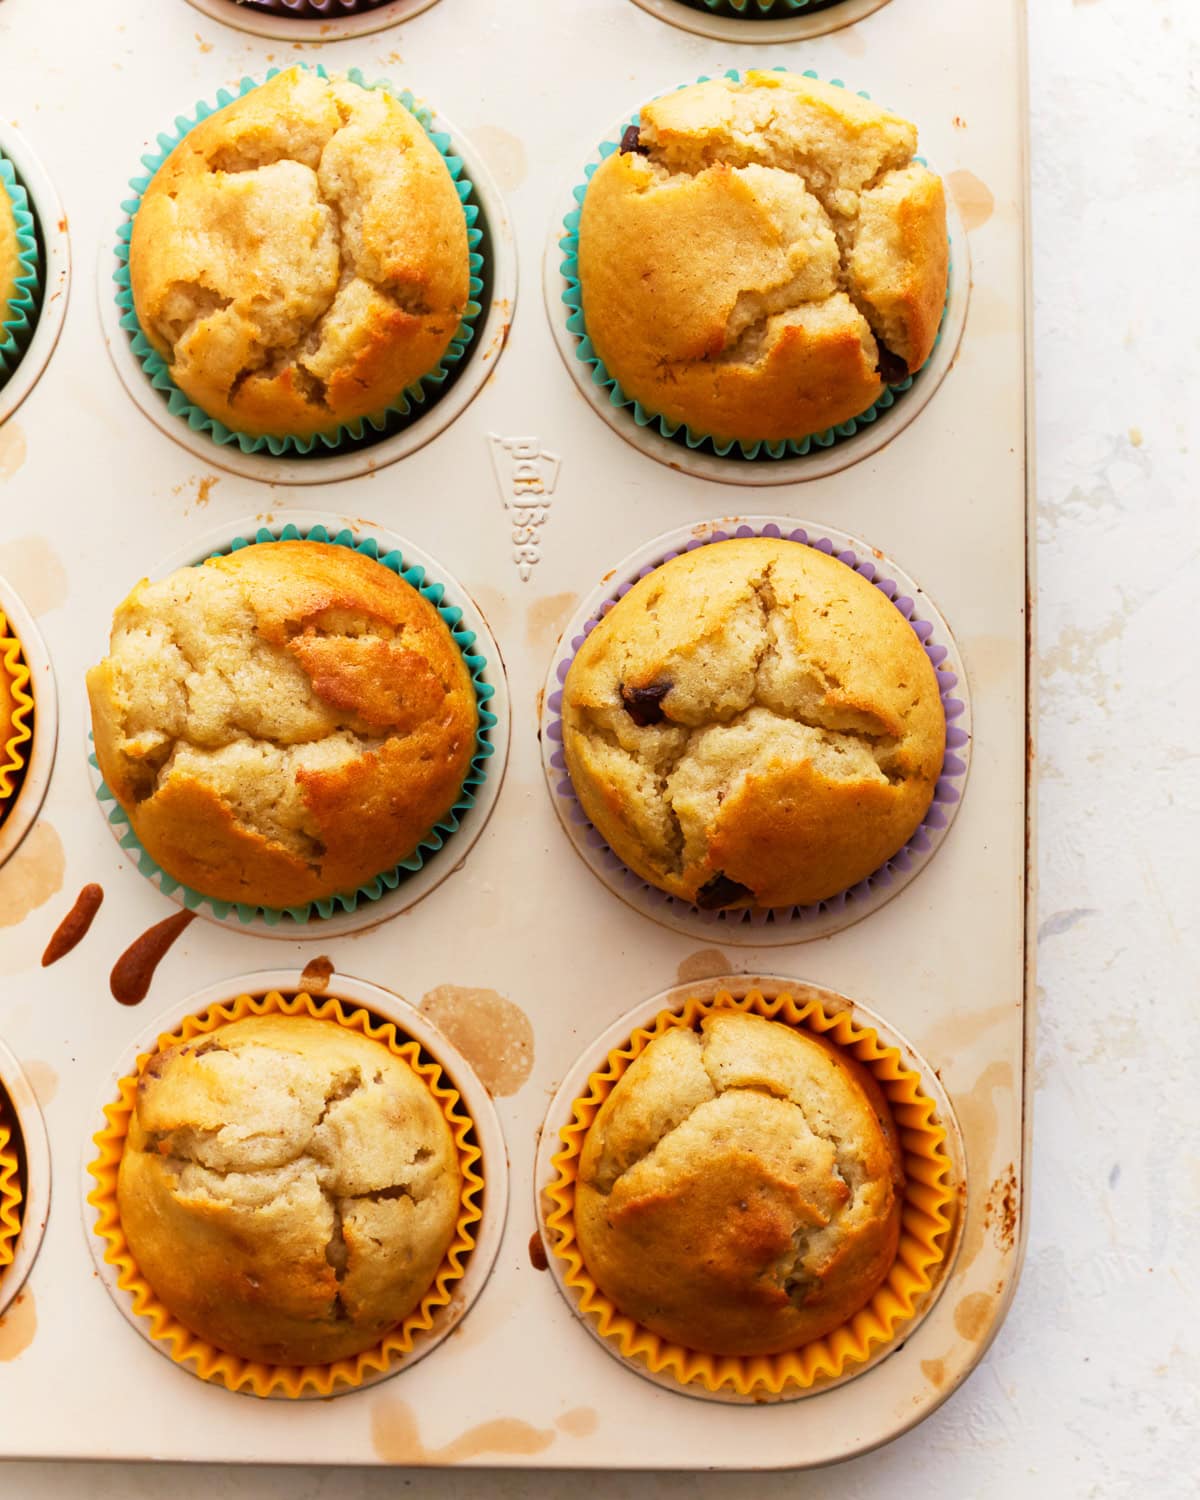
[577,71,948,445]
[561,537,944,910]
[117,1014,461,1365]
[129,68,469,440]
[575,1012,904,1356]
[87,540,477,909]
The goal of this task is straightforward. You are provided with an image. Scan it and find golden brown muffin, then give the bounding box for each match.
[578,71,948,445]
[575,1010,904,1357]
[117,1014,462,1365]
[562,537,944,910]
[0,188,19,322]
[129,67,470,440]
[87,540,478,909]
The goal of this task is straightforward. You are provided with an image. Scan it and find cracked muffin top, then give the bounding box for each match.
[116,1014,462,1365]
[561,537,944,911]
[575,1010,904,1357]
[128,67,471,440]
[87,540,478,910]
[577,71,948,445]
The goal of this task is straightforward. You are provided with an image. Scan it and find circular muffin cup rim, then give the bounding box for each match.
[538,515,972,947]
[0,1035,53,1320]
[534,973,966,1405]
[79,968,510,1399]
[86,510,511,937]
[0,124,72,430]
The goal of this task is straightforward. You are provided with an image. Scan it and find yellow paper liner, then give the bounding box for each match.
[0,608,33,810]
[544,988,956,1396]
[86,989,484,1398]
[0,1102,23,1276]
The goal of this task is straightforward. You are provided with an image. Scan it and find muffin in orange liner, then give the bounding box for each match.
[0,608,33,814]
[86,989,484,1397]
[543,988,955,1397]
[0,1105,22,1276]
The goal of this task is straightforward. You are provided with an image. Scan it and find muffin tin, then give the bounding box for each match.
[0,0,1032,1472]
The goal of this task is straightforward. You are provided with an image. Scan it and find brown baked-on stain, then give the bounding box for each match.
[371,1397,555,1464]
[528,1228,549,1271]
[676,947,734,985]
[983,1164,1018,1252]
[110,910,195,1006]
[0,422,26,482]
[921,1357,947,1389]
[419,985,535,1098]
[555,1407,598,1438]
[0,535,69,617]
[954,1291,997,1342]
[299,955,334,993]
[20,1060,57,1109]
[947,170,995,232]
[953,1060,1014,1273]
[0,822,65,930]
[0,1290,36,1362]
[41,883,104,966]
[525,591,579,651]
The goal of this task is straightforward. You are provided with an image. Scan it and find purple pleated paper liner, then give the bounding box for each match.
[545,522,969,932]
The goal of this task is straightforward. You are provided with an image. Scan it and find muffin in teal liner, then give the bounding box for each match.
[114,65,485,458]
[560,68,951,461]
[89,523,497,927]
[0,153,42,386]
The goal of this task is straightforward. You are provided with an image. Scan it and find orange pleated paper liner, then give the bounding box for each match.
[544,988,956,1397]
[86,989,484,1397]
[0,1101,22,1276]
[0,608,33,814]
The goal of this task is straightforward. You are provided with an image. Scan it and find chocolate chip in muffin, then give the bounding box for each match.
[874,341,910,386]
[620,680,671,726]
[619,125,649,157]
[695,873,755,911]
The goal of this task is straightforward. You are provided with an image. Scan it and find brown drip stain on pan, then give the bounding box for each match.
[41,883,104,966]
[110,911,195,1006]
[371,1398,556,1464]
[528,1228,549,1272]
[419,985,535,1098]
[0,1290,36,1362]
[299,954,335,992]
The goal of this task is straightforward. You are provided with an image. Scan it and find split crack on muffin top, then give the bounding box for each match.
[586,1020,875,1302]
[561,539,945,909]
[579,72,949,444]
[139,1040,441,1326]
[575,1011,904,1356]
[129,67,470,439]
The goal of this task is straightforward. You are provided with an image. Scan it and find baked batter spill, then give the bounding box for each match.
[110,910,195,1006]
[41,883,104,967]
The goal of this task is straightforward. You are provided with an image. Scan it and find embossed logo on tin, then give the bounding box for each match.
[489,434,561,582]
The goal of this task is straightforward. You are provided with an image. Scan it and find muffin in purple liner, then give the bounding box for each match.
[546,524,968,931]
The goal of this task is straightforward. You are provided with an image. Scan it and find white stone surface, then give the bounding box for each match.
[3,0,1197,1494]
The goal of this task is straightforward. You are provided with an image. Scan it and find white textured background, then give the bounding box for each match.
[5,0,1199,1494]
